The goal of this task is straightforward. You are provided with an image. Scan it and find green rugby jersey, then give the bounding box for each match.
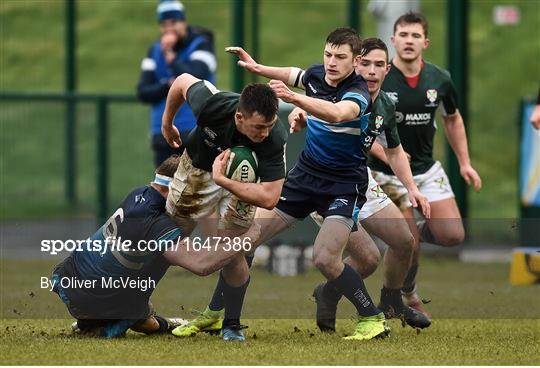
[184,81,288,182]
[362,90,401,154]
[368,61,458,175]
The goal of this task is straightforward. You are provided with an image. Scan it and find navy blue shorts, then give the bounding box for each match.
[276,165,367,223]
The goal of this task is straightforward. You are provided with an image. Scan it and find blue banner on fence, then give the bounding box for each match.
[520,102,540,207]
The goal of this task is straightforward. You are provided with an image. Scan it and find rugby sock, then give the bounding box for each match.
[152,315,171,334]
[328,264,379,317]
[208,256,255,312]
[402,264,419,294]
[222,275,250,328]
[208,273,225,312]
[380,287,405,309]
[322,281,342,303]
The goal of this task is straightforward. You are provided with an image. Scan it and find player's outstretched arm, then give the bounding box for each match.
[161,73,201,148]
[269,80,360,123]
[226,47,304,88]
[442,112,482,192]
[163,222,261,276]
[384,144,430,218]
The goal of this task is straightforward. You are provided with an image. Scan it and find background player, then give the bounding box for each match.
[368,12,482,317]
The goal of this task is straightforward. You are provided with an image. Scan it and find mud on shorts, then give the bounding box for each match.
[310,167,392,226]
[166,150,256,232]
[370,161,455,210]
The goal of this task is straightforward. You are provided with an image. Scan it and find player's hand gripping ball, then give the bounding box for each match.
[226,146,258,183]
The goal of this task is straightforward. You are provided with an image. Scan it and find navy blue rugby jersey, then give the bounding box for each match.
[297,64,372,183]
[54,186,181,318]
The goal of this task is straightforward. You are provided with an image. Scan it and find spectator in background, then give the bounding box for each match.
[137,0,217,167]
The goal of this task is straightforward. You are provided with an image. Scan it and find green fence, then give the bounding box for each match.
[0,92,153,223]
[0,93,302,224]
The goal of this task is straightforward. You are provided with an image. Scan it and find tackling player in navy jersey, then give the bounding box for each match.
[51,155,259,338]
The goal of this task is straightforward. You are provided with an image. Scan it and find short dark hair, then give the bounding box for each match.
[238,83,279,122]
[156,154,180,177]
[393,11,429,38]
[360,38,389,63]
[326,27,362,56]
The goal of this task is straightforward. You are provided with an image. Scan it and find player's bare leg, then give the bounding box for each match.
[313,223,380,332]
[313,217,389,340]
[425,198,464,247]
[343,227,381,279]
[403,197,464,316]
[362,203,430,328]
[361,203,413,289]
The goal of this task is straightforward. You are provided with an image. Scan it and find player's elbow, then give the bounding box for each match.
[332,106,358,123]
[260,194,279,210]
[328,111,350,123]
[189,262,215,277]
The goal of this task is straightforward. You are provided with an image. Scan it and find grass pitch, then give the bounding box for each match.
[1,257,539,365]
[2,318,538,365]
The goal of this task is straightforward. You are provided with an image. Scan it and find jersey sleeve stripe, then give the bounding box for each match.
[157,228,181,242]
[141,58,156,71]
[342,92,369,113]
[294,70,305,89]
[190,50,217,72]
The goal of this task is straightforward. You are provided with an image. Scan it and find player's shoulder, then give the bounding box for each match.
[305,64,324,76]
[341,73,370,104]
[117,186,164,220]
[303,64,324,82]
[377,90,396,109]
[423,61,452,81]
[188,80,238,115]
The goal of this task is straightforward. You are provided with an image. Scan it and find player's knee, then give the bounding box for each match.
[435,230,464,247]
[364,250,380,276]
[389,232,415,255]
[313,253,340,275]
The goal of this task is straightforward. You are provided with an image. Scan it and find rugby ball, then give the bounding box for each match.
[226,146,258,183]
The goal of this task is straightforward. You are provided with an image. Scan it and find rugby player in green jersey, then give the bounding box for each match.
[162,74,288,341]
[368,12,482,318]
